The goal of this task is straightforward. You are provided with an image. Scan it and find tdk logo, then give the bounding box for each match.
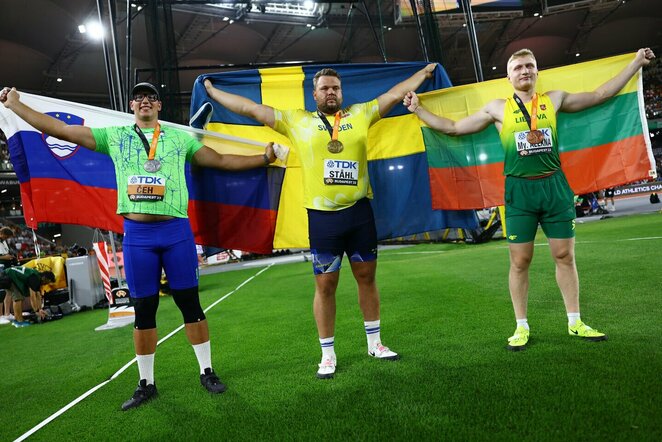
[129,176,165,185]
[329,160,357,169]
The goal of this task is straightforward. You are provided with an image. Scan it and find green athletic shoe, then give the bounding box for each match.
[568,320,607,341]
[506,325,529,351]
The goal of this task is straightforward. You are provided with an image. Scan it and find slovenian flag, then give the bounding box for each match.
[190,62,479,249]
[419,53,655,210]
[0,94,282,254]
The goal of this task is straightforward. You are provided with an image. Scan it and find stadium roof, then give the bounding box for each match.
[0,0,660,110]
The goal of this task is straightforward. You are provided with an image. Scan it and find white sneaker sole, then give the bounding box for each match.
[368,351,400,361]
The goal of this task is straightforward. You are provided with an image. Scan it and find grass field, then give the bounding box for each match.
[2,213,661,441]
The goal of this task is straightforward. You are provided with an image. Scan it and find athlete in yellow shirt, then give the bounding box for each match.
[205,64,435,378]
[405,48,655,351]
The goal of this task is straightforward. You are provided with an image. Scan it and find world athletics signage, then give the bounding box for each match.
[614,182,662,197]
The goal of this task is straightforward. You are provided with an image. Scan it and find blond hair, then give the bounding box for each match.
[507,49,537,73]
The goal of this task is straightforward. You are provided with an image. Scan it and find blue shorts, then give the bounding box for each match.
[307,198,378,275]
[123,217,199,298]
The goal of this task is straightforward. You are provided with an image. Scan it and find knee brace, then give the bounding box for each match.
[171,287,206,324]
[132,295,159,330]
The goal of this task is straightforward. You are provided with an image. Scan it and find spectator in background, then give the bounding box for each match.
[2,266,55,327]
[603,188,616,212]
[0,226,17,265]
[0,226,16,325]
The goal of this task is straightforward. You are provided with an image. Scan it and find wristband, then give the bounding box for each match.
[263,153,270,166]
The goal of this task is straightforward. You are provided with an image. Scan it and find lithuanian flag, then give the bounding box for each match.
[421,53,655,210]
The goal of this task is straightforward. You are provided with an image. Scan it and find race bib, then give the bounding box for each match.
[323,159,359,186]
[515,128,553,156]
[127,175,166,202]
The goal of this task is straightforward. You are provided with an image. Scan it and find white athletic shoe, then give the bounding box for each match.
[0,316,10,325]
[368,343,400,360]
[316,356,336,379]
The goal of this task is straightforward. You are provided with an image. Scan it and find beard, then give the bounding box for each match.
[317,97,342,114]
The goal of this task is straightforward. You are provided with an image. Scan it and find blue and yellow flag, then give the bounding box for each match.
[191,63,478,249]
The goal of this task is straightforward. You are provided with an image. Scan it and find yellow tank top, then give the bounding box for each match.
[274,100,380,210]
[499,92,560,177]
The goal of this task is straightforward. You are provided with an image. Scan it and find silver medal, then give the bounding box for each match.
[144,159,161,172]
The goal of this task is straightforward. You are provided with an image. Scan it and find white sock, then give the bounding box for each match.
[319,336,335,360]
[567,312,581,327]
[364,320,381,348]
[136,354,155,385]
[516,318,529,331]
[192,341,212,374]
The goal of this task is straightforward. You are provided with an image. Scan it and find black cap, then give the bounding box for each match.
[131,82,160,100]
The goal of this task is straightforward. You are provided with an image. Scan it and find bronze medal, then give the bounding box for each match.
[143,159,161,172]
[526,130,544,145]
[327,139,344,154]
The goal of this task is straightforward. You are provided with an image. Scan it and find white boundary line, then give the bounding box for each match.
[14,264,274,442]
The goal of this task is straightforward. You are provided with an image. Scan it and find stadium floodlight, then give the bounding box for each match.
[86,21,105,40]
[206,1,320,18]
[78,24,86,34]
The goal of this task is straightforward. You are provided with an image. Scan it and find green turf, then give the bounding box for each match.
[1,213,661,441]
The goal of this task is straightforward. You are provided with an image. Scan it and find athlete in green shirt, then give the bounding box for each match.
[1,82,276,409]
[2,266,55,327]
[405,48,655,351]
[205,64,435,379]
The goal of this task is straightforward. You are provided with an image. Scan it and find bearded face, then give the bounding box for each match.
[313,76,343,114]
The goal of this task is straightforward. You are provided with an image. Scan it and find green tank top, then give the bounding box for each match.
[91,125,203,218]
[499,93,560,177]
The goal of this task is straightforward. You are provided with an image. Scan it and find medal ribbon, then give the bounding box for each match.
[133,123,161,160]
[512,93,538,131]
[317,111,342,141]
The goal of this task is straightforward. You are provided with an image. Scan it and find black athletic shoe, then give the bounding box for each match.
[121,379,158,411]
[200,368,227,394]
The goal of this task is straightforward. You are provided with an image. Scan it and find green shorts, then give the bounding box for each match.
[504,170,576,243]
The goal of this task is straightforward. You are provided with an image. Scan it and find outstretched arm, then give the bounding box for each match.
[404,91,499,136]
[376,63,437,117]
[204,79,276,128]
[192,141,277,171]
[551,48,655,113]
[0,87,96,150]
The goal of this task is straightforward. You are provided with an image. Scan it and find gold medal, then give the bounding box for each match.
[318,111,344,154]
[327,140,344,154]
[526,130,544,144]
